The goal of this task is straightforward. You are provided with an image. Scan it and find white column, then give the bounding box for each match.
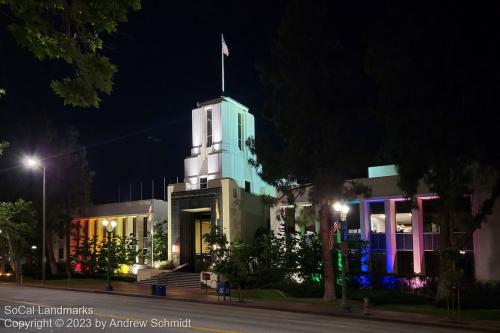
[384,199,397,273]
[359,200,370,241]
[412,198,425,274]
[359,200,371,272]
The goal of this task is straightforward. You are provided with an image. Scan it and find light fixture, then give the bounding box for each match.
[341,205,350,214]
[31,245,37,250]
[102,219,109,227]
[333,201,343,212]
[23,156,41,169]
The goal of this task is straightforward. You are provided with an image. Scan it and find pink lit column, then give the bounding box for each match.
[411,198,425,274]
[384,199,397,273]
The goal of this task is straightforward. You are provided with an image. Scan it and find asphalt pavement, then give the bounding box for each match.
[0,284,485,333]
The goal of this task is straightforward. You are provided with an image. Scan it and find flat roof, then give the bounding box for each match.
[196,96,249,111]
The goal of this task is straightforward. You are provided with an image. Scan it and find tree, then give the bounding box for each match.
[0,141,8,156]
[0,118,94,277]
[211,240,251,302]
[252,0,380,302]
[0,0,141,108]
[152,220,168,262]
[365,2,500,299]
[0,199,37,283]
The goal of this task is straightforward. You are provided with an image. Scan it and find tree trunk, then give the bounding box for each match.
[319,198,336,302]
[46,231,59,275]
[0,255,6,274]
[64,218,72,277]
[437,213,452,301]
[5,234,21,283]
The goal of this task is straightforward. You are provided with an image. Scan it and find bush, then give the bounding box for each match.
[458,281,500,309]
[348,288,432,305]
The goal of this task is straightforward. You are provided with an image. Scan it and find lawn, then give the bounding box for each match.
[375,304,500,321]
[212,288,500,322]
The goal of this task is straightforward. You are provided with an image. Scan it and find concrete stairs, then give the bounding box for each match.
[137,272,201,288]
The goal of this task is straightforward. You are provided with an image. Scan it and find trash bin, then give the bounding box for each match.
[151,284,157,296]
[156,284,166,297]
[217,281,230,300]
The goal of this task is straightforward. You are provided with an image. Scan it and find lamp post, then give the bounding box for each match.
[23,157,46,284]
[102,219,117,291]
[334,201,350,312]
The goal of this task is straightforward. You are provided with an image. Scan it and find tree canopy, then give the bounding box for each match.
[0,0,141,108]
[0,199,37,282]
[253,0,381,302]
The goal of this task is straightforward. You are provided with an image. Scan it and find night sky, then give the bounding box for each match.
[0,1,287,203]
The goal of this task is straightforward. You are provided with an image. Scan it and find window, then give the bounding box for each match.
[200,177,208,189]
[206,109,212,147]
[143,217,148,238]
[122,218,127,238]
[396,201,412,233]
[238,113,243,150]
[369,202,386,233]
[346,203,360,235]
[132,217,137,237]
[423,198,441,232]
[245,181,251,193]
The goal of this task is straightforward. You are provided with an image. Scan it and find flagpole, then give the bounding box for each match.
[221,34,225,95]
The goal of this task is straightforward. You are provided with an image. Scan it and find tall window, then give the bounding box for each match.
[396,201,412,233]
[132,217,137,237]
[238,113,243,150]
[143,217,148,238]
[200,177,208,189]
[206,109,212,147]
[122,218,127,238]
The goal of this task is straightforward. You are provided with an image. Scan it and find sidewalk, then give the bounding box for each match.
[9,281,500,333]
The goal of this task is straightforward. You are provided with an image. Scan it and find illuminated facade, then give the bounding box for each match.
[271,165,500,282]
[168,96,275,271]
[64,199,167,270]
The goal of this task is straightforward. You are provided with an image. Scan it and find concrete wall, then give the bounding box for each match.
[473,188,500,282]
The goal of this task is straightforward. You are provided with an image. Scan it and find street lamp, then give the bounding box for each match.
[333,201,350,312]
[23,156,46,284]
[102,219,117,291]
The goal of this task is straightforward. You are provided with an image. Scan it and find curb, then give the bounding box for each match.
[8,283,500,333]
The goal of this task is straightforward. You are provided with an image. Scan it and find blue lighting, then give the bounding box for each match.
[380,275,398,289]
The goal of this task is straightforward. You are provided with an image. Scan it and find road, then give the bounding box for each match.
[0,284,482,333]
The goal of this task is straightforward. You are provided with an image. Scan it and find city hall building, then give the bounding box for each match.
[62,97,500,282]
[64,199,167,270]
[167,96,275,271]
[271,165,500,282]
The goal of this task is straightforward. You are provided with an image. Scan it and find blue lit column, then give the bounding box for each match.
[359,200,370,272]
[384,199,397,273]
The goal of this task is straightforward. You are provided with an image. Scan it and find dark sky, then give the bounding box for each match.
[0,1,288,203]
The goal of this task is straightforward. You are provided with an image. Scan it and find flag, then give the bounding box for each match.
[222,35,229,56]
[328,221,339,250]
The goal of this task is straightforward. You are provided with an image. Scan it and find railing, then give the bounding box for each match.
[423,232,473,251]
[347,233,361,241]
[424,232,440,251]
[370,233,386,251]
[396,233,413,250]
